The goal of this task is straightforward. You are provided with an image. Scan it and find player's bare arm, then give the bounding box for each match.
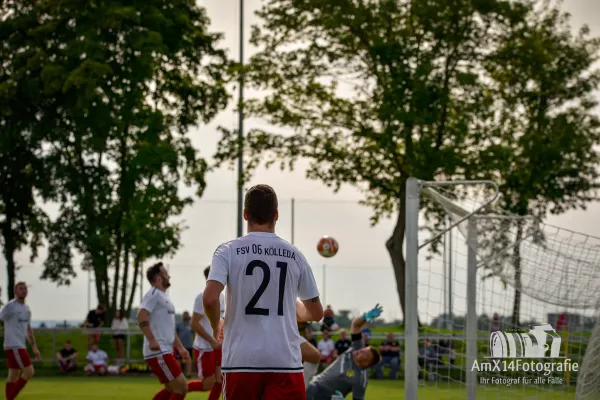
[191,312,221,350]
[174,333,190,361]
[202,280,224,339]
[300,339,321,364]
[27,324,40,360]
[136,308,159,350]
[296,296,324,322]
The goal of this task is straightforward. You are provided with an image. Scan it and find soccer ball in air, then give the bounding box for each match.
[317,235,339,258]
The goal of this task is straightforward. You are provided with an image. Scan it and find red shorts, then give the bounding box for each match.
[5,348,32,369]
[86,364,106,372]
[193,348,222,379]
[146,353,183,384]
[223,372,305,400]
[320,355,335,363]
[86,330,101,343]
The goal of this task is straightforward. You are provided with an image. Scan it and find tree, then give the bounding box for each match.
[215,0,532,318]
[472,5,600,327]
[5,0,229,319]
[0,1,56,299]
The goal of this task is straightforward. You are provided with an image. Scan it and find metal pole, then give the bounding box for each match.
[87,270,91,311]
[236,0,245,238]
[291,198,295,245]
[322,264,326,306]
[442,223,447,329]
[466,218,478,400]
[126,332,131,364]
[448,216,453,331]
[139,264,143,305]
[404,177,420,400]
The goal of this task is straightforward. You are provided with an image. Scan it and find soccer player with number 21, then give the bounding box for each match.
[203,184,325,400]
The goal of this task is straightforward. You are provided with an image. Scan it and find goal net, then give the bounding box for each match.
[404,178,600,400]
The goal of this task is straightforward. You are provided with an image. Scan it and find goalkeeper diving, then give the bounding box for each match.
[299,304,383,400]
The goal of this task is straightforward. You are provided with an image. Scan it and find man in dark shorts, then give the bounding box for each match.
[84,304,105,349]
[175,311,194,377]
[57,341,78,373]
[306,304,383,400]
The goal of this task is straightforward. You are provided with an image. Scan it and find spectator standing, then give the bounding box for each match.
[176,311,194,377]
[57,341,78,373]
[334,329,352,355]
[321,305,338,332]
[317,331,337,365]
[84,343,108,376]
[84,305,105,349]
[375,333,401,379]
[111,310,128,364]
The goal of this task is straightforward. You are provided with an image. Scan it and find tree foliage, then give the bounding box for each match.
[215,0,599,320]
[1,0,229,318]
[471,6,600,326]
[0,0,56,299]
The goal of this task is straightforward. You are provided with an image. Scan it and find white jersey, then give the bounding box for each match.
[86,349,108,366]
[208,232,320,373]
[192,291,225,351]
[0,300,31,349]
[139,288,176,359]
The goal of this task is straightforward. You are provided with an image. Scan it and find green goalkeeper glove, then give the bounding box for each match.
[362,303,383,323]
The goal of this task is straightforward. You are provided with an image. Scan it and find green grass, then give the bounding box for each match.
[7,377,576,399]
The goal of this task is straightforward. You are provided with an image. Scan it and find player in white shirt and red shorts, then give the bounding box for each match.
[0,282,40,400]
[190,266,226,400]
[137,263,206,400]
[203,184,324,400]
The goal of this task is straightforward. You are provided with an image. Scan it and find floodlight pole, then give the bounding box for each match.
[291,198,295,244]
[322,264,327,306]
[236,0,245,238]
[448,216,453,331]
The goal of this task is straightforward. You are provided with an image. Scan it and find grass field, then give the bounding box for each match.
[8,377,576,399]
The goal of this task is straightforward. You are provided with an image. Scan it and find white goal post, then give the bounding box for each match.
[404,177,600,400]
[405,178,499,400]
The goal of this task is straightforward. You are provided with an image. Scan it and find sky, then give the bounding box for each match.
[2,0,600,325]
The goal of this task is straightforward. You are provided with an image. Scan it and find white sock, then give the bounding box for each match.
[304,361,319,387]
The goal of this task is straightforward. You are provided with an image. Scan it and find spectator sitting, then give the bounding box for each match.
[418,339,444,379]
[57,340,78,373]
[334,329,352,355]
[321,305,339,332]
[361,322,372,337]
[490,313,502,332]
[449,342,456,365]
[84,343,108,376]
[111,309,128,365]
[362,332,371,347]
[418,340,430,379]
[175,311,194,377]
[84,304,105,349]
[317,331,337,365]
[375,333,401,379]
[305,326,318,348]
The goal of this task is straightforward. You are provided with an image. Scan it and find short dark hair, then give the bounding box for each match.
[368,346,381,367]
[204,266,210,280]
[65,340,71,344]
[146,262,164,284]
[244,184,278,225]
[97,304,105,311]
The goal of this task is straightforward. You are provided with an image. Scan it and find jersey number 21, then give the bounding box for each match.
[245,260,287,316]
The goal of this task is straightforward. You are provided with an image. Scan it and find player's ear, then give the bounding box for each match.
[274,209,278,222]
[243,209,248,221]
